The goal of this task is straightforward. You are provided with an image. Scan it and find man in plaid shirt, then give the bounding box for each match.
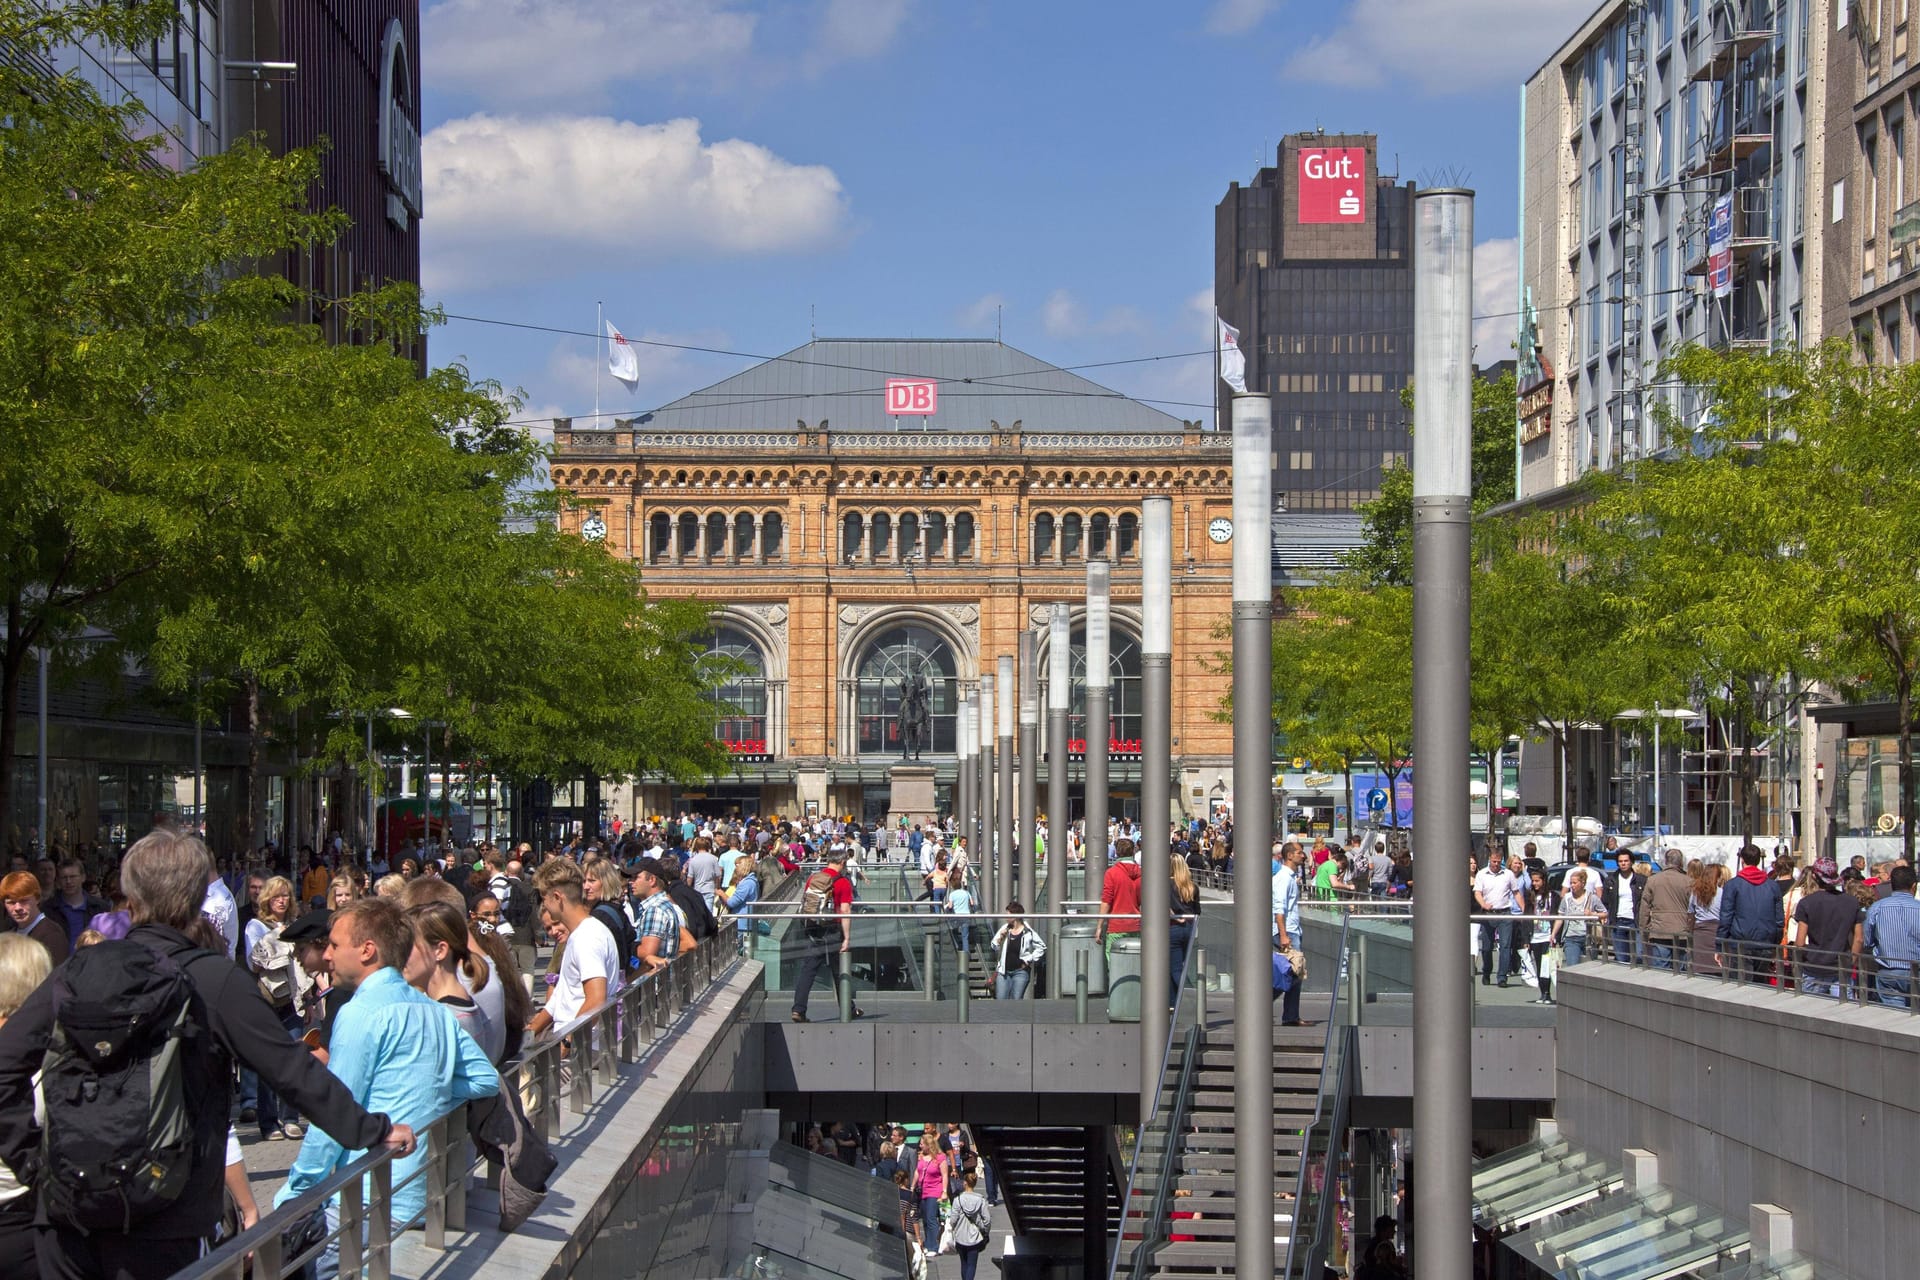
[630,858,683,974]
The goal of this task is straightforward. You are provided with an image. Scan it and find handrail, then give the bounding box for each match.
[1282,909,1354,1280]
[1108,944,1199,1279]
[178,927,742,1280]
[1124,1021,1202,1280]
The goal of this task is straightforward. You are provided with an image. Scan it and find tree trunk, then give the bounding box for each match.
[238,676,260,855]
[0,634,26,857]
[1899,670,1915,866]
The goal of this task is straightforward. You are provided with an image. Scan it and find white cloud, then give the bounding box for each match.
[422,115,849,292]
[1282,0,1592,94]
[424,0,759,102]
[956,293,1007,333]
[1038,289,1149,340]
[1472,237,1519,366]
[425,0,911,104]
[1204,0,1277,35]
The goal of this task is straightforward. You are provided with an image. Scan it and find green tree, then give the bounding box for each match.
[1350,368,1519,586]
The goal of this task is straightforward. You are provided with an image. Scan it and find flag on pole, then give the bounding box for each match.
[1217,313,1247,394]
[606,320,640,388]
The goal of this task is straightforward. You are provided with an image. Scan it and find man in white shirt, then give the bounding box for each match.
[526,859,622,1038]
[1472,849,1520,986]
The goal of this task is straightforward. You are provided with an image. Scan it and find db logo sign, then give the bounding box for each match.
[885,379,939,415]
[1297,147,1367,224]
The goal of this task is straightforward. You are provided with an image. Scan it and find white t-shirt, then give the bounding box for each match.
[1474,867,1518,912]
[458,952,509,1063]
[547,914,623,1026]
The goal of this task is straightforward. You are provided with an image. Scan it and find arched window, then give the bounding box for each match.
[855,624,958,755]
[899,513,920,562]
[676,513,699,559]
[732,512,755,559]
[1061,513,1084,560]
[842,512,863,563]
[926,512,949,560]
[1116,512,1139,562]
[704,513,727,560]
[699,627,769,754]
[953,512,976,561]
[763,511,785,560]
[1089,513,1112,560]
[649,513,671,563]
[1032,513,1056,563]
[871,512,893,561]
[1071,627,1143,753]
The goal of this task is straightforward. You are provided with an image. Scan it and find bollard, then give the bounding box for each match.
[1076,949,1088,1024]
[926,933,939,1002]
[959,945,971,1024]
[839,948,854,1023]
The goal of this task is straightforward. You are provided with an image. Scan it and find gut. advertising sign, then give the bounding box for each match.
[1297,147,1367,224]
[886,379,938,416]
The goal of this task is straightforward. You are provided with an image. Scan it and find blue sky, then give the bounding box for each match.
[418,0,1594,436]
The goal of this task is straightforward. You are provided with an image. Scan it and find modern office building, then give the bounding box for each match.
[1517,0,1815,500]
[549,338,1240,825]
[1214,132,1418,517]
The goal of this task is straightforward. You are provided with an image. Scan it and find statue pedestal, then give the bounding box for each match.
[887,764,938,832]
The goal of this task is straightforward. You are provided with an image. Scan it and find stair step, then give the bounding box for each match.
[1180,1133,1305,1153]
[1188,1093,1319,1114]
[1197,1048,1323,1067]
[1191,1068,1324,1088]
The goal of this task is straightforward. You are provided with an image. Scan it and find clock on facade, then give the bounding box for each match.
[580,512,607,543]
[1207,517,1233,544]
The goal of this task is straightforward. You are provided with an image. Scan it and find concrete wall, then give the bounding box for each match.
[1556,964,1920,1280]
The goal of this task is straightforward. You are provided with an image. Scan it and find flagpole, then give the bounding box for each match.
[1213,308,1222,433]
[596,300,604,425]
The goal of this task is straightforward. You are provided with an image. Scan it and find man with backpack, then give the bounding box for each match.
[790,845,857,1023]
[0,829,415,1280]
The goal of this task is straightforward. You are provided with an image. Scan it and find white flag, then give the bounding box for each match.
[606,320,640,389]
[1217,313,1247,394]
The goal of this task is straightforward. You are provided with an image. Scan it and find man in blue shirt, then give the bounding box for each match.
[278,898,500,1278]
[1864,864,1920,1007]
[1272,842,1307,1026]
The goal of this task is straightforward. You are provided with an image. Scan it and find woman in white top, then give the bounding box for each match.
[0,933,50,1280]
[244,877,306,1142]
[946,868,976,957]
[1554,869,1607,968]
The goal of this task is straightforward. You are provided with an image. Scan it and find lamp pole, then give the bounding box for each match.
[1140,495,1174,1118]
[1018,632,1040,909]
[1410,186,1476,1280]
[979,672,996,915]
[1047,603,1072,924]
[1230,391,1275,1280]
[997,654,1016,909]
[1084,560,1112,895]
[957,692,975,870]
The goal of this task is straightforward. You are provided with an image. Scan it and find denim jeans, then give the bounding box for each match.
[1562,935,1587,967]
[1168,920,1195,1011]
[1478,921,1513,981]
[1612,924,1638,964]
[995,969,1031,1000]
[1875,970,1914,1008]
[920,1195,944,1252]
[1645,938,1675,971]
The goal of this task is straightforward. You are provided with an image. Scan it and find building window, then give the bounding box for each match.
[1655,105,1672,182]
[953,511,976,561]
[1088,512,1112,559]
[1608,270,1625,347]
[1652,238,1671,303]
[1061,512,1084,559]
[841,512,862,562]
[1116,512,1138,561]
[926,512,949,559]
[1833,178,1847,223]
[701,627,769,754]
[649,513,671,563]
[855,624,958,755]
[1070,627,1142,752]
[677,512,699,559]
[1588,285,1603,356]
[732,512,755,560]
[899,512,921,561]
[763,511,784,560]
[1289,451,1314,469]
[1033,513,1056,563]
[703,513,727,560]
[1885,305,1904,362]
[1893,115,1908,214]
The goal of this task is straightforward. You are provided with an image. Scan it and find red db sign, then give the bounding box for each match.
[1297,147,1367,224]
[886,379,938,415]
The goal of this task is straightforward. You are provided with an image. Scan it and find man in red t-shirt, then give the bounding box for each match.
[791,845,860,1022]
[1098,838,1143,956]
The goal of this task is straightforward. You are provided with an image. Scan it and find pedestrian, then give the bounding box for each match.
[1526,868,1558,1003]
[1686,861,1726,975]
[1169,856,1201,1011]
[1472,849,1520,986]
[1639,854,1692,970]
[1864,864,1920,1006]
[526,859,623,1039]
[244,875,307,1142]
[0,830,415,1280]
[1272,842,1309,1026]
[947,867,976,956]
[790,846,856,1024]
[724,854,761,954]
[990,903,1046,1000]
[1600,848,1641,964]
[1717,845,1787,983]
[1096,838,1143,955]
[403,900,503,1065]
[942,1170,992,1279]
[1791,858,1863,998]
[1,875,67,970]
[914,1132,952,1255]
[1554,868,1603,968]
[0,933,52,1280]
[274,898,498,1280]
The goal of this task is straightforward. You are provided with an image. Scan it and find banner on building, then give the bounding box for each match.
[1707,193,1734,300]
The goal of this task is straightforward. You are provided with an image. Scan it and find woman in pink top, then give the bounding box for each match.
[914,1132,953,1254]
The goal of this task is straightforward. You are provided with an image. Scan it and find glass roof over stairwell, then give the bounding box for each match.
[1501,1185,1750,1280]
[1472,1136,1624,1234]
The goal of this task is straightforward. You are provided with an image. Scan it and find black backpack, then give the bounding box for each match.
[500,875,534,931]
[39,939,212,1231]
[591,901,637,972]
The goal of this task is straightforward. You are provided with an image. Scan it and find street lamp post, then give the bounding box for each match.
[998,654,1016,909]
[1140,496,1174,1118]
[1018,631,1040,909]
[1230,391,1275,1280]
[1085,560,1112,895]
[979,673,996,916]
[1411,186,1475,1280]
[1047,603,1072,925]
[958,692,975,868]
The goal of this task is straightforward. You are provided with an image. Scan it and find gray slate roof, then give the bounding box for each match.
[640,339,1191,434]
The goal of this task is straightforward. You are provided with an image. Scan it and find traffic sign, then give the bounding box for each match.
[1366,788,1388,812]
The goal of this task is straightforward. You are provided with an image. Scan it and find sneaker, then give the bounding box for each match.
[280,1121,305,1140]
[266,1128,285,1141]
[790,1010,809,1023]
[239,1106,258,1124]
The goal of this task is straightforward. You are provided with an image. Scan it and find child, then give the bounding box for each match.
[894,1167,919,1247]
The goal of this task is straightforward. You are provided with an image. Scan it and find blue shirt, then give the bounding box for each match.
[276,967,499,1225]
[726,872,761,934]
[1865,891,1920,967]
[1272,864,1301,938]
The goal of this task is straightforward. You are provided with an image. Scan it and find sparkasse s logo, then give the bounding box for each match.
[1297,147,1367,224]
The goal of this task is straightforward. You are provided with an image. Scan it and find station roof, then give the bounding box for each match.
[641,338,1193,435]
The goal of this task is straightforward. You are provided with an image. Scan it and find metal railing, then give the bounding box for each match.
[1109,944,1202,1279]
[177,928,741,1280]
[1598,933,1920,1012]
[1284,911,1355,1280]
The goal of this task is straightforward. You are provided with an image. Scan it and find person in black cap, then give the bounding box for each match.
[283,911,351,1064]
